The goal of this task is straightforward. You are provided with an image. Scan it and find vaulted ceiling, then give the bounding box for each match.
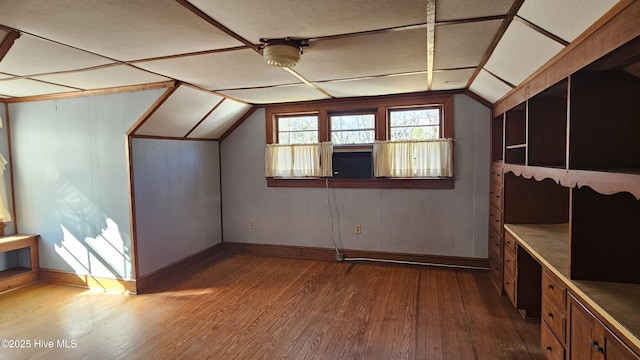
[0,0,623,139]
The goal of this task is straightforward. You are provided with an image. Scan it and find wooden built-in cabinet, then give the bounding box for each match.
[489,4,640,359]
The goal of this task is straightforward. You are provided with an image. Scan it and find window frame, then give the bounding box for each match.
[275,113,320,145]
[329,111,377,146]
[388,105,443,141]
[265,92,454,189]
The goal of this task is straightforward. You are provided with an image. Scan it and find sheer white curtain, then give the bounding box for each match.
[265,142,333,177]
[0,153,11,222]
[373,139,453,177]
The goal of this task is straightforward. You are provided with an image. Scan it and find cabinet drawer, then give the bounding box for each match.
[489,226,502,261]
[490,164,503,184]
[503,246,516,278]
[541,322,565,360]
[489,256,502,293]
[504,230,517,255]
[542,296,566,344]
[542,269,566,311]
[489,205,503,233]
[490,183,503,208]
[504,270,516,306]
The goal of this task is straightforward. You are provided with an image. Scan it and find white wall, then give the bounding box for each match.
[132,138,222,277]
[221,94,490,258]
[9,89,162,279]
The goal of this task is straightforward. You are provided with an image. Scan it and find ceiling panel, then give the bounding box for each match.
[188,100,252,139]
[518,0,619,43]
[33,65,171,90]
[0,78,77,97]
[469,69,513,103]
[436,0,514,22]
[0,35,114,76]
[0,73,11,80]
[432,68,475,90]
[484,19,564,86]
[135,86,224,137]
[219,84,329,104]
[294,29,427,82]
[0,0,243,61]
[136,49,302,90]
[434,19,503,69]
[189,0,427,42]
[316,73,428,98]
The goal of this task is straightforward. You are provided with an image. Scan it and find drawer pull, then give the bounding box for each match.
[548,284,554,290]
[546,346,552,352]
[590,340,604,353]
[547,312,553,319]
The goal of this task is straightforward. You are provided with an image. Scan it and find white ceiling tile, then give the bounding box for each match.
[0,78,77,97]
[484,20,564,86]
[0,0,243,61]
[188,100,252,139]
[469,69,513,103]
[316,73,428,98]
[219,84,330,104]
[518,0,619,43]
[189,0,428,41]
[0,35,114,76]
[136,86,224,137]
[295,29,427,82]
[431,68,475,90]
[136,49,302,90]
[0,73,12,80]
[32,65,170,90]
[436,0,514,22]
[434,19,503,69]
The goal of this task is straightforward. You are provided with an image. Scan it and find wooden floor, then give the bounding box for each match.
[0,253,544,360]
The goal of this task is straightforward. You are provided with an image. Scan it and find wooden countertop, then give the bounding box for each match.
[504,223,640,351]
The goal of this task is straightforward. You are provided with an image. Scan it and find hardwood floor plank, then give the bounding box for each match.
[0,253,543,360]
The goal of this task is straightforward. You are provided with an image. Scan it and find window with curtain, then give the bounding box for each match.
[373,139,453,177]
[277,115,318,144]
[265,142,332,177]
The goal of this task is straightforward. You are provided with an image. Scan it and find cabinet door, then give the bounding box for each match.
[568,295,599,360]
[604,329,640,360]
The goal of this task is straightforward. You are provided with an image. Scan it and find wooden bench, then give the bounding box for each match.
[0,234,39,293]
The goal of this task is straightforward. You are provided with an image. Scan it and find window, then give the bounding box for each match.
[389,107,441,141]
[264,93,454,189]
[277,115,318,144]
[330,113,375,145]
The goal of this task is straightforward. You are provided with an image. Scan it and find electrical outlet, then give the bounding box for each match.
[355,224,361,234]
[250,220,255,229]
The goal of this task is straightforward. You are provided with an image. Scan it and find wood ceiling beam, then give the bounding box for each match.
[0,30,21,63]
[465,0,525,89]
[426,0,436,91]
[514,16,570,46]
[175,0,257,51]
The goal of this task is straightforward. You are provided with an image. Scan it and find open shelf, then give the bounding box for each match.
[491,114,504,162]
[504,102,527,165]
[571,186,640,284]
[504,173,569,225]
[528,78,567,168]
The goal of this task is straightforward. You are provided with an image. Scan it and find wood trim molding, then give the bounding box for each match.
[219,105,259,142]
[38,268,137,294]
[466,0,525,89]
[426,0,436,90]
[0,30,20,63]
[135,242,225,294]
[494,0,639,115]
[2,81,176,104]
[267,177,455,189]
[126,84,180,135]
[223,242,489,270]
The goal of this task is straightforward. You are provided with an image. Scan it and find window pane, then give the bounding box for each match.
[390,126,440,141]
[330,114,375,144]
[332,130,375,145]
[277,115,318,144]
[389,108,441,141]
[331,114,375,130]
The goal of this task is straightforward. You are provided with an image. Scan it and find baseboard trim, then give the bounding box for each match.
[223,242,489,270]
[136,242,225,294]
[38,269,137,294]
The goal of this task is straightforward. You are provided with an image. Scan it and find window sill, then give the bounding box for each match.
[266,177,454,189]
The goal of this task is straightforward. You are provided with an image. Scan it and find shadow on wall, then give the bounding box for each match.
[43,162,131,280]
